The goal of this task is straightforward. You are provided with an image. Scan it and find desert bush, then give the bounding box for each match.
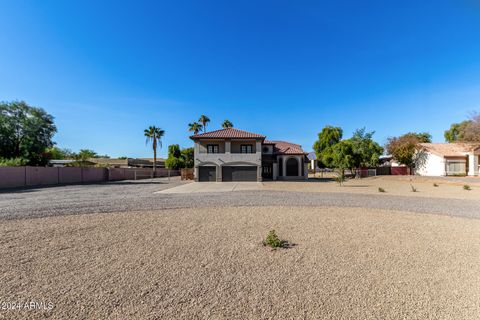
[263,230,284,248]
[378,187,386,193]
[463,185,471,191]
[433,183,439,187]
[334,169,346,186]
[0,157,28,166]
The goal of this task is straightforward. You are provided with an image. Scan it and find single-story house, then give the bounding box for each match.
[416,143,480,176]
[190,128,308,182]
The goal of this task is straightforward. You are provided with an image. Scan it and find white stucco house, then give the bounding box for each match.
[416,143,480,176]
[190,128,308,182]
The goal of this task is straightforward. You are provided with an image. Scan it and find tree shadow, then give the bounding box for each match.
[262,240,297,250]
[341,185,370,188]
[0,180,173,194]
[305,177,335,183]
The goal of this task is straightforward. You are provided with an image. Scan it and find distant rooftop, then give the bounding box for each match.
[418,143,480,157]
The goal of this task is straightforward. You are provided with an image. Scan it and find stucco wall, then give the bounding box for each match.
[26,167,59,186]
[197,140,225,153]
[59,167,83,184]
[416,153,446,176]
[261,144,273,154]
[276,155,307,180]
[0,167,26,188]
[0,167,180,189]
[230,140,256,153]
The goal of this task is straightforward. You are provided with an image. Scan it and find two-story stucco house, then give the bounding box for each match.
[190,128,308,182]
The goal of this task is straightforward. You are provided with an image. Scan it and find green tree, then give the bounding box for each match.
[165,144,184,169]
[144,126,165,172]
[350,128,383,168]
[168,144,181,158]
[198,115,210,133]
[181,147,194,168]
[461,113,480,142]
[0,101,57,165]
[0,157,28,167]
[444,121,471,142]
[331,139,356,171]
[188,122,203,134]
[386,132,431,171]
[44,147,76,160]
[312,126,343,167]
[221,119,234,128]
[444,112,480,142]
[76,149,97,161]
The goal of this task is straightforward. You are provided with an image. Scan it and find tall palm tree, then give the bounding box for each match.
[144,126,165,174]
[188,122,203,134]
[198,115,210,132]
[222,119,234,128]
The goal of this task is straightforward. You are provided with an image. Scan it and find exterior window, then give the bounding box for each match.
[241,145,253,154]
[446,161,466,175]
[207,144,219,154]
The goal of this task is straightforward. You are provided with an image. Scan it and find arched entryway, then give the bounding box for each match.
[286,157,299,176]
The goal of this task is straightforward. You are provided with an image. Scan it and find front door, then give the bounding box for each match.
[262,164,273,179]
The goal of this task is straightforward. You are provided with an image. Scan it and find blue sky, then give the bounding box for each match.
[1,1,480,158]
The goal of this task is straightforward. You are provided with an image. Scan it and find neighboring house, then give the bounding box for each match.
[416,143,480,176]
[48,159,82,167]
[190,128,308,182]
[378,155,403,167]
[89,158,166,168]
[49,158,166,168]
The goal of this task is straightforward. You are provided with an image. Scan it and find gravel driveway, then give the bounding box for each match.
[0,177,479,220]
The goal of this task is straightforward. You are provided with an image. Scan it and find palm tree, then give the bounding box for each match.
[188,122,203,134]
[198,115,210,133]
[144,126,165,174]
[222,119,234,128]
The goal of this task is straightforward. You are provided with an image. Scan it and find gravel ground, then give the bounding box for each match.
[1,177,479,220]
[268,175,480,200]
[1,206,480,320]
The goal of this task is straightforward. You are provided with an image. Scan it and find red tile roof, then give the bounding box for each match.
[190,128,266,139]
[269,141,306,155]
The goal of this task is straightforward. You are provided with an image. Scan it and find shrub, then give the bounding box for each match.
[263,230,284,248]
[433,183,439,187]
[334,169,346,186]
[378,187,386,193]
[463,185,471,191]
[0,157,28,166]
[410,184,417,192]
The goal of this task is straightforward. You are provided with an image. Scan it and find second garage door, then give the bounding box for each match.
[222,166,257,182]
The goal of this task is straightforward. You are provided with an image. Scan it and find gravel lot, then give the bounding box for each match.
[1,177,479,220]
[2,178,480,319]
[1,206,480,319]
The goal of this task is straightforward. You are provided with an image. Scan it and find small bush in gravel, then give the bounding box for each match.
[433,183,439,187]
[263,230,286,249]
[463,185,471,191]
[378,187,386,193]
[410,184,418,192]
[334,170,346,186]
